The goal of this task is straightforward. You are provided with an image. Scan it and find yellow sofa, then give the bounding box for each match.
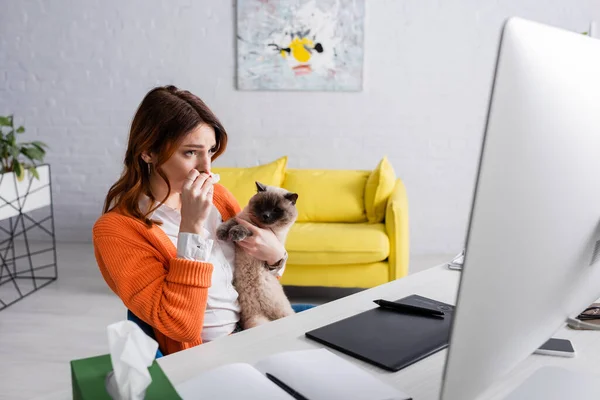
[212,156,410,288]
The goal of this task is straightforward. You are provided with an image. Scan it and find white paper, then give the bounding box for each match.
[175,363,290,400]
[106,320,159,400]
[254,348,410,400]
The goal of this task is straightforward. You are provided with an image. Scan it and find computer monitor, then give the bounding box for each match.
[440,17,600,400]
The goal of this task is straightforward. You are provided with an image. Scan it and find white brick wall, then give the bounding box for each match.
[1,0,598,255]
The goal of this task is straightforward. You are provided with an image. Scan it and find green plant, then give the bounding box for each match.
[0,115,48,181]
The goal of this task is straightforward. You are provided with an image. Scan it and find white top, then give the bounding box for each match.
[141,195,286,342]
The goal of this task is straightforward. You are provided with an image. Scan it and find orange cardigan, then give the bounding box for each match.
[92,184,240,355]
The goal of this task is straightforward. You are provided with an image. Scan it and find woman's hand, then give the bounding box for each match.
[180,170,213,234]
[234,218,286,265]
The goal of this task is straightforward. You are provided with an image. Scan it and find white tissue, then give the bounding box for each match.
[211,173,220,183]
[105,320,159,400]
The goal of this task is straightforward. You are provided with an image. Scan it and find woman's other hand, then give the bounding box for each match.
[235,218,286,265]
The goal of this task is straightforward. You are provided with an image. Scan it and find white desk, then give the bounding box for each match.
[158,265,600,400]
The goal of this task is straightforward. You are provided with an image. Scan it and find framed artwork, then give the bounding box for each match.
[237,0,365,91]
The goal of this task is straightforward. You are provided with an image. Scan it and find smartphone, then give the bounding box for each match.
[534,338,576,358]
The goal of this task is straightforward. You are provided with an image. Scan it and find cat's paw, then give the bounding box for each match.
[216,226,230,241]
[229,225,252,242]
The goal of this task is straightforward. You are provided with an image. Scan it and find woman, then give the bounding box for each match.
[93,85,290,356]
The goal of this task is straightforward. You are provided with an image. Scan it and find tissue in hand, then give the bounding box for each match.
[105,320,159,400]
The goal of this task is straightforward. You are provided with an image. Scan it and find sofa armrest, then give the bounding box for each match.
[385,178,410,280]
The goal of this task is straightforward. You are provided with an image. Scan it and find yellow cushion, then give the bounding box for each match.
[364,157,396,223]
[283,169,368,222]
[285,222,389,265]
[280,262,389,288]
[212,156,287,207]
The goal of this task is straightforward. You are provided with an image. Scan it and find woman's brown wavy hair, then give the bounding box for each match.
[102,85,228,226]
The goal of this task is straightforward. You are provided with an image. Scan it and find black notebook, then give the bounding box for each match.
[305,294,454,372]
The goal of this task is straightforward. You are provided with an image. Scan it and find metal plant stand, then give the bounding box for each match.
[0,164,57,311]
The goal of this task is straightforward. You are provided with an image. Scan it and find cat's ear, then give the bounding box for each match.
[255,181,267,192]
[285,192,298,205]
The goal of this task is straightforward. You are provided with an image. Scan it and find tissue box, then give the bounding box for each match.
[70,354,181,400]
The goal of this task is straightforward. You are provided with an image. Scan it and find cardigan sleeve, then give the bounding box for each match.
[93,235,213,343]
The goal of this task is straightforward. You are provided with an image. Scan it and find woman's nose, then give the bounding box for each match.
[197,158,211,175]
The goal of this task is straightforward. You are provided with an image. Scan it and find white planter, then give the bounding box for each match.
[0,164,52,222]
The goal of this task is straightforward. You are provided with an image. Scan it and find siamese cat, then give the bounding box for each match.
[217,182,298,329]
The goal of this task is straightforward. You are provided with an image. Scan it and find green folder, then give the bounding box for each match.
[70,354,181,400]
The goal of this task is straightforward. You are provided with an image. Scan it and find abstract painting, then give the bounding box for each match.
[237,0,365,91]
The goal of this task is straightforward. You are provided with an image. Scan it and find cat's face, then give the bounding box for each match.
[247,182,298,229]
